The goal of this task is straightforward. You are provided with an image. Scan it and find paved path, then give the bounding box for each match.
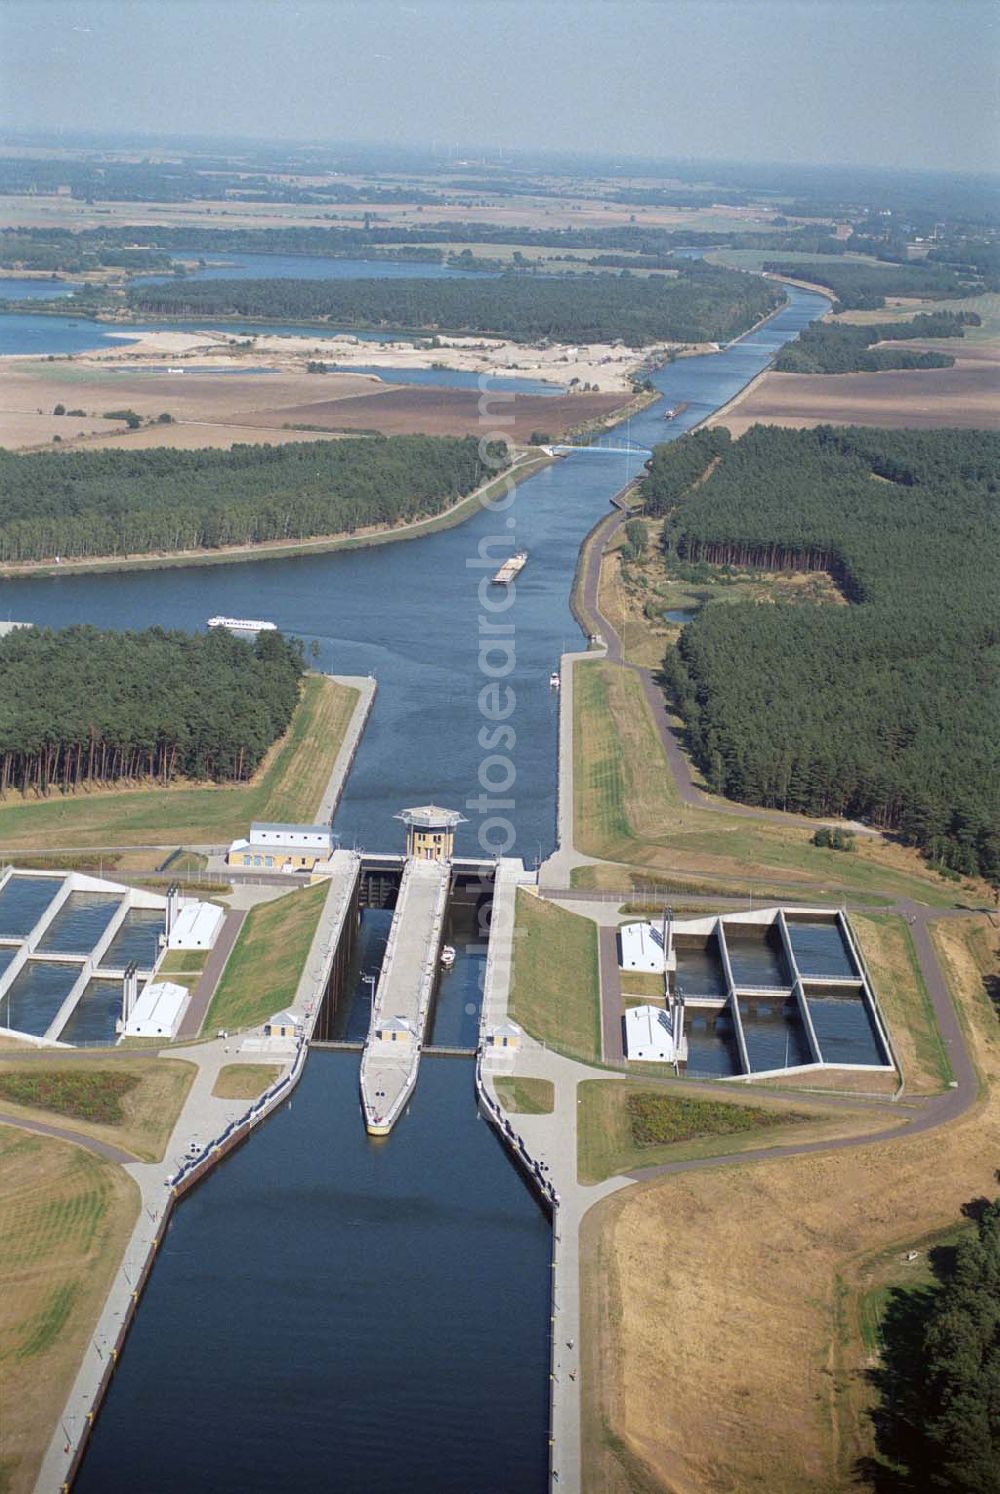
[176,908,246,1039]
[0,1110,135,1164]
[314,674,377,824]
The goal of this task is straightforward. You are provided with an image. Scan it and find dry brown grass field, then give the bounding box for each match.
[580,913,1000,1493]
[0,1126,139,1494]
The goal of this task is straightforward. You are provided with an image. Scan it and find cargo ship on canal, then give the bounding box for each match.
[491,550,528,586]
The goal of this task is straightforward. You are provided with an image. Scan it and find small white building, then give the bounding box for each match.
[624,1004,676,1063]
[124,981,191,1039]
[618,922,667,974]
[166,901,224,951]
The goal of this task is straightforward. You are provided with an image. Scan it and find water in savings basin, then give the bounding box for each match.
[0,947,17,982]
[100,909,164,970]
[673,936,727,999]
[57,977,123,1045]
[0,961,80,1036]
[37,893,121,955]
[739,997,812,1072]
[805,984,886,1067]
[684,1010,740,1077]
[0,876,62,939]
[786,919,857,980]
[724,926,791,988]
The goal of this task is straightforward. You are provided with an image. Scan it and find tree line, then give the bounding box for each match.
[0,435,502,565]
[870,1196,1000,1491]
[122,265,782,347]
[647,424,999,882]
[773,311,978,374]
[764,258,981,309]
[0,626,304,795]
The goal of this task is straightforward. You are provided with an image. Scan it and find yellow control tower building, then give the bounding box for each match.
[396,805,466,861]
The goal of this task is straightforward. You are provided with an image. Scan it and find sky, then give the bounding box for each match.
[1,0,997,173]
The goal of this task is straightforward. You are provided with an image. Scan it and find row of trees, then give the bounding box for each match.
[0,626,304,794]
[647,424,999,881]
[871,1195,1000,1491]
[764,258,981,309]
[773,311,978,374]
[0,435,503,564]
[123,265,782,347]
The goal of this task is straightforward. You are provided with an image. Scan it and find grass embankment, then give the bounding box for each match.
[493,1077,554,1115]
[571,657,980,909]
[509,891,601,1065]
[204,882,327,1032]
[0,1058,195,1161]
[211,1063,281,1100]
[0,673,357,851]
[0,1125,139,1494]
[853,913,952,1092]
[575,1079,884,1183]
[580,912,999,1492]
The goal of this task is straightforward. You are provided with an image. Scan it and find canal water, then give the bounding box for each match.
[1,284,829,1488]
[74,1051,552,1494]
[0,284,828,866]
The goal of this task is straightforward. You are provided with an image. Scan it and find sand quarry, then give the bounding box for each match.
[0,328,645,451]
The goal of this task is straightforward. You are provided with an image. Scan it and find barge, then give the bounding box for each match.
[662,400,689,421]
[490,551,528,586]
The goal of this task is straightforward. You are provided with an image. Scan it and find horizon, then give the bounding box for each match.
[1,127,999,186]
[2,0,996,174]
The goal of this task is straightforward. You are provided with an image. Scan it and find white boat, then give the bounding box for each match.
[207,616,277,634]
[440,945,456,968]
[549,671,560,689]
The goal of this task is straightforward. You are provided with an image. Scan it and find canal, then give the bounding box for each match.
[0,284,828,1489]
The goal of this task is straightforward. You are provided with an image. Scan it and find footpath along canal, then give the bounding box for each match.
[1,286,829,1490]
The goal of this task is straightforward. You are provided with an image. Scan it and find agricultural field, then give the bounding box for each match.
[0,673,358,850]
